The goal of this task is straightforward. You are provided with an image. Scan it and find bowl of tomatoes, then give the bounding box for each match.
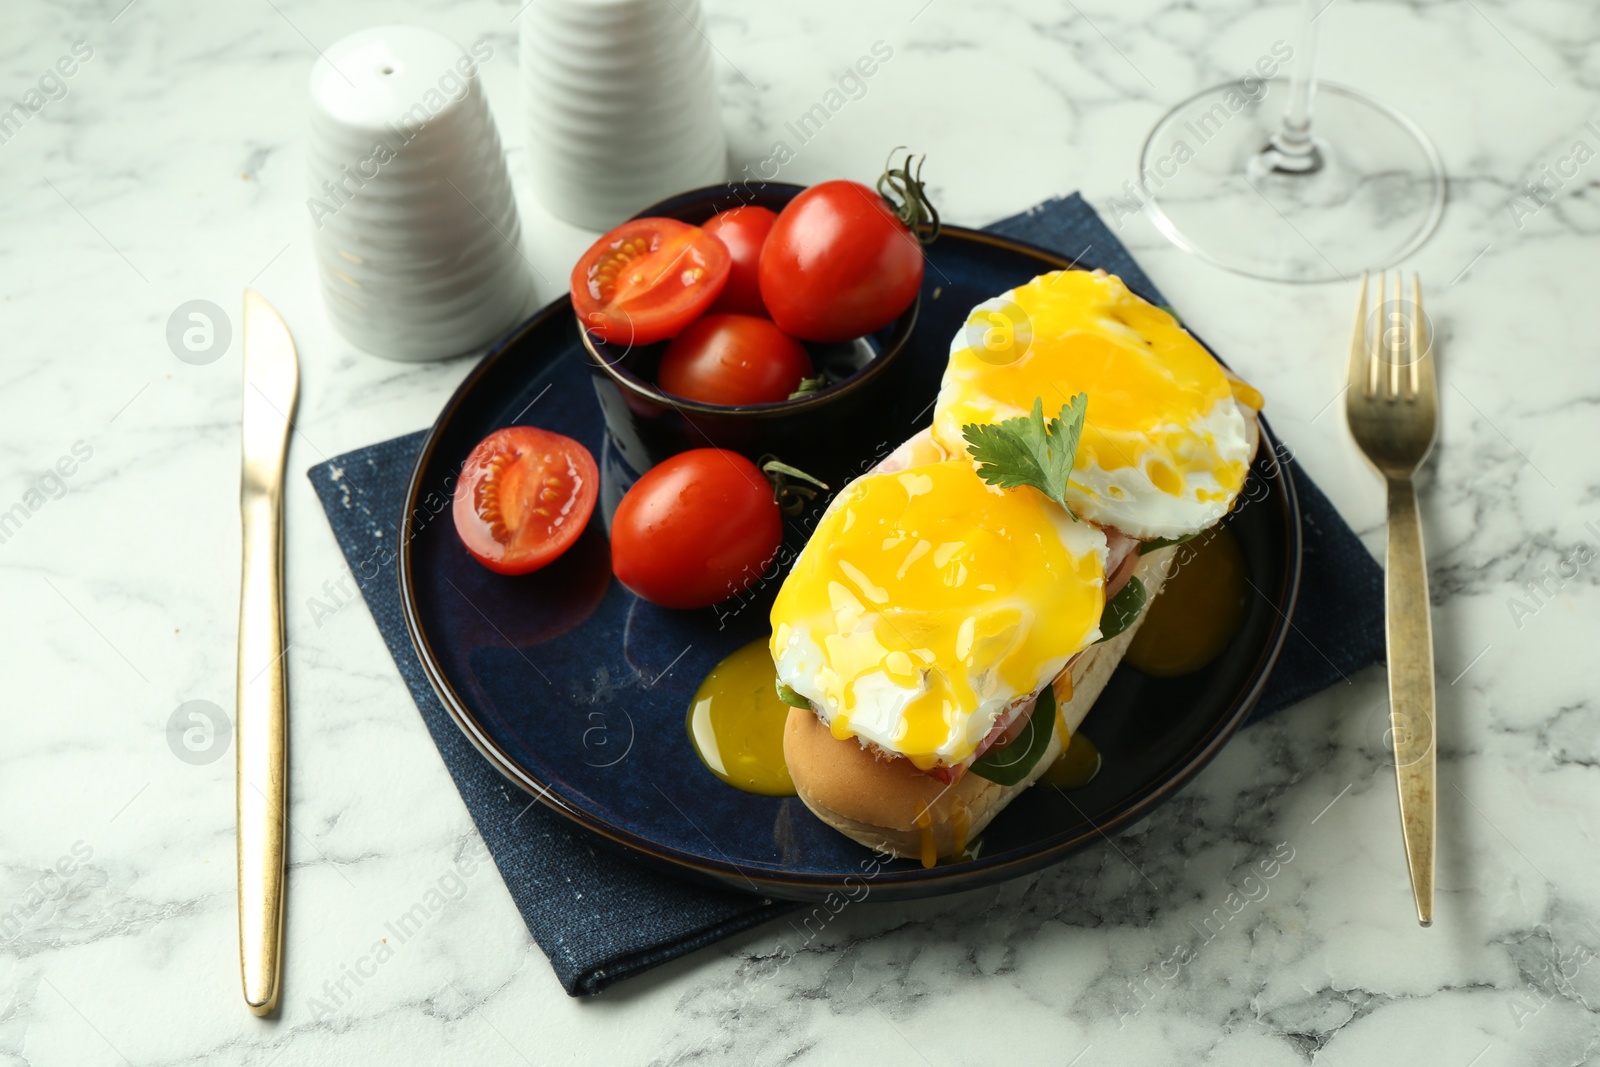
[572,172,931,491]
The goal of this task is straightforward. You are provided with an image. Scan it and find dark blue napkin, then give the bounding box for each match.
[306,194,1383,996]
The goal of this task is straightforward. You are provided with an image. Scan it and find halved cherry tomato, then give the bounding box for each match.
[657,314,812,406]
[610,449,782,609]
[571,218,731,346]
[453,427,598,575]
[758,180,923,343]
[703,205,777,317]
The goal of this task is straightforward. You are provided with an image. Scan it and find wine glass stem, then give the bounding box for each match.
[1267,0,1323,172]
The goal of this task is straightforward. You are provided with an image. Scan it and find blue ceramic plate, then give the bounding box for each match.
[399,227,1301,902]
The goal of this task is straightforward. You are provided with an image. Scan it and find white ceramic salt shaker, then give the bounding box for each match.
[308,25,532,361]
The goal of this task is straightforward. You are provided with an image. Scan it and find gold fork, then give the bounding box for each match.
[1344,271,1439,926]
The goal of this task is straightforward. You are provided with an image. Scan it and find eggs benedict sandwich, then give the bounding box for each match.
[770,269,1263,865]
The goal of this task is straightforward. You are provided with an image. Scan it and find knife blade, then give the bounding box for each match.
[237,289,298,1015]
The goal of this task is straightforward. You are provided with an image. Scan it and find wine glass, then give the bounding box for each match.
[1136,0,1445,283]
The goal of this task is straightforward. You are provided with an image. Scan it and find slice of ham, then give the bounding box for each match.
[1102,528,1141,599]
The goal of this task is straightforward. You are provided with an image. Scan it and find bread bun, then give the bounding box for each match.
[784,545,1178,865]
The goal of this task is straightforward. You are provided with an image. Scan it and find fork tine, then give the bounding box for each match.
[1409,274,1423,401]
[1368,271,1383,398]
[1388,273,1403,401]
[1348,271,1370,400]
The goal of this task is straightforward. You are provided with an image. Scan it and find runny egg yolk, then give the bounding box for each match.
[686,639,797,796]
[931,270,1259,539]
[769,459,1106,770]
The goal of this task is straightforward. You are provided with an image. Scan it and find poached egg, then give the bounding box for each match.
[931,270,1260,540]
[770,457,1106,770]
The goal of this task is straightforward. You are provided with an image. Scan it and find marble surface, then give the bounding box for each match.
[3,0,1598,1063]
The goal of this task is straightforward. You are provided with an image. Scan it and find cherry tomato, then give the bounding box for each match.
[571,218,731,346]
[657,314,813,406]
[758,180,923,343]
[703,205,777,317]
[611,449,782,609]
[453,427,598,575]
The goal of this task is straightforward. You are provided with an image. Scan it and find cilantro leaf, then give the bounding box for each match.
[961,394,1088,518]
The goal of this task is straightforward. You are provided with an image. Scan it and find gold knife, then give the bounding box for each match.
[237,289,298,1014]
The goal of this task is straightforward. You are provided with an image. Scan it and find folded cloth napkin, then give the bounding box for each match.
[307,194,1384,996]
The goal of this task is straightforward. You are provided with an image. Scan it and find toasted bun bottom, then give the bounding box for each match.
[783,546,1178,865]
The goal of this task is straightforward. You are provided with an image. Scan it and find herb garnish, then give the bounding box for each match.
[960,393,1088,518]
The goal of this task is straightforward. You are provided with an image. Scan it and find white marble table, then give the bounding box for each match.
[4,0,1597,1063]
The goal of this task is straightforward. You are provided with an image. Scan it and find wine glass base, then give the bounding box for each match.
[1137,79,1445,283]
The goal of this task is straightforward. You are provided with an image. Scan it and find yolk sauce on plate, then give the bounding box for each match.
[1125,524,1248,676]
[686,638,796,796]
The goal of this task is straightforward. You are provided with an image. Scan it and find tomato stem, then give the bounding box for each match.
[787,374,829,400]
[877,147,941,245]
[759,456,829,515]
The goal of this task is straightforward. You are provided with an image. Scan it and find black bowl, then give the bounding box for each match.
[579,182,920,490]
